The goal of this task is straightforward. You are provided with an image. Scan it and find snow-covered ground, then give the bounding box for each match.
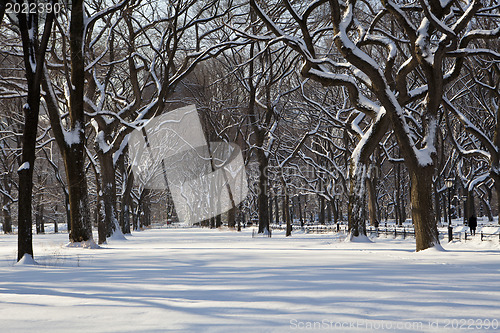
[1,227,500,332]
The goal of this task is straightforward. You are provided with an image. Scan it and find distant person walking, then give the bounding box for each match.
[468,215,477,236]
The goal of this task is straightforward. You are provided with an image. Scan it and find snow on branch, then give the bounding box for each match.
[17,162,30,172]
[418,0,456,40]
[382,0,417,42]
[84,0,129,33]
[302,67,379,118]
[443,97,498,160]
[0,188,17,203]
[446,48,500,60]
[351,108,388,172]
[462,27,500,42]
[63,123,82,147]
[467,172,490,192]
[452,0,481,34]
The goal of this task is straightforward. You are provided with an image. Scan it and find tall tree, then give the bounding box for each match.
[15,0,54,260]
[250,0,499,250]
[82,0,236,242]
[446,55,499,222]
[42,0,130,243]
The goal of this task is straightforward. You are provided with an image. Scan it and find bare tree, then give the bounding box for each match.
[446,53,499,222]
[249,0,499,250]
[11,0,54,260]
[0,107,21,234]
[80,0,238,242]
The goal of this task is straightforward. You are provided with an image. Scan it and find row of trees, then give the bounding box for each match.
[0,0,498,258]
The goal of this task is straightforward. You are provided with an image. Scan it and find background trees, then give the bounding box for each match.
[0,0,498,256]
[248,0,499,250]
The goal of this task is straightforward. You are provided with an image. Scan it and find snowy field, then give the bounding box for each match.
[1,227,500,333]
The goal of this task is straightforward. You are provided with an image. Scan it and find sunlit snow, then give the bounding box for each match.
[1,227,499,332]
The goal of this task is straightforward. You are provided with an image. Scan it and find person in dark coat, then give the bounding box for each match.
[468,215,477,236]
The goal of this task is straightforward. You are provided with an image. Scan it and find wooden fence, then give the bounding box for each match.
[269,223,500,242]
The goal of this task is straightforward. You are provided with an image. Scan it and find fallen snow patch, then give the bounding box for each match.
[14,254,37,266]
[2,228,500,333]
[65,239,100,249]
[415,242,446,253]
[107,229,127,241]
[345,233,373,243]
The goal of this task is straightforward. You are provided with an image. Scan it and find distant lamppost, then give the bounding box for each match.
[446,178,454,242]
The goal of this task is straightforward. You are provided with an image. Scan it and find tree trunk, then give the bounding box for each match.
[284,192,292,236]
[496,183,500,225]
[119,170,134,234]
[63,0,93,243]
[117,152,132,234]
[297,194,304,227]
[140,189,151,227]
[1,176,12,234]
[166,192,177,223]
[434,180,441,226]
[257,149,270,234]
[327,200,332,224]
[366,176,378,227]
[347,114,389,238]
[18,157,35,260]
[479,195,494,222]
[464,189,476,221]
[17,75,41,260]
[64,193,71,233]
[247,33,270,235]
[395,163,402,225]
[227,206,236,229]
[54,208,58,234]
[36,202,44,234]
[17,36,40,260]
[239,211,246,231]
[35,187,44,234]
[410,167,439,251]
[40,204,45,233]
[133,199,141,230]
[333,198,339,224]
[35,206,41,234]
[16,0,54,261]
[492,174,500,224]
[348,163,367,237]
[65,146,93,242]
[318,195,325,225]
[96,172,104,243]
[2,196,12,234]
[97,152,118,244]
[274,195,279,225]
[268,197,273,225]
[486,186,494,222]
